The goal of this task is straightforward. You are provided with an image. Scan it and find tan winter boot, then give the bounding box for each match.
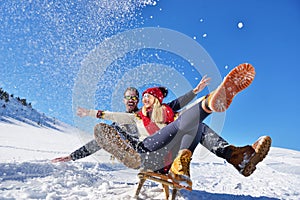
[205,63,256,112]
[169,149,193,190]
[227,136,272,177]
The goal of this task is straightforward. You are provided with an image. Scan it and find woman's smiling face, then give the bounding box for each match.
[142,93,155,108]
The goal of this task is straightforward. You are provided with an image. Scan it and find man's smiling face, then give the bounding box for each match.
[123,90,139,113]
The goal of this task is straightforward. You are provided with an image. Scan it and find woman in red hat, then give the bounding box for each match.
[138,87,175,136]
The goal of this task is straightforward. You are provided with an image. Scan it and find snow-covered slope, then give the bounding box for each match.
[0,92,60,130]
[1,119,299,200]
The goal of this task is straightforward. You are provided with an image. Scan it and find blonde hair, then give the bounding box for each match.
[142,98,165,123]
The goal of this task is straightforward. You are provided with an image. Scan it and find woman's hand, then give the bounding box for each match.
[193,75,211,94]
[51,155,72,163]
[76,107,89,117]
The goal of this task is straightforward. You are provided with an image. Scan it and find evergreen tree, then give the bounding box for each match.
[21,99,27,106]
[3,92,9,102]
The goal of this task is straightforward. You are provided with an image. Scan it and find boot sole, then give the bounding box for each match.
[241,136,272,176]
[94,123,141,169]
[209,63,256,112]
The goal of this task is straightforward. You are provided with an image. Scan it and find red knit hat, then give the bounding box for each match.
[142,87,168,104]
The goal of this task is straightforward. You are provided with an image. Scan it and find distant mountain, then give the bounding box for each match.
[0,87,60,130]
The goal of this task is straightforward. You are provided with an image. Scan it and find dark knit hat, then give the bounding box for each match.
[142,87,168,104]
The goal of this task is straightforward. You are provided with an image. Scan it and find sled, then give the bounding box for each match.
[135,171,192,200]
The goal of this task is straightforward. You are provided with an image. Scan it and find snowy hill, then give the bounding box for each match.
[1,120,300,200]
[0,88,60,130]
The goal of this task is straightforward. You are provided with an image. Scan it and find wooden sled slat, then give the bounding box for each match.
[135,171,191,200]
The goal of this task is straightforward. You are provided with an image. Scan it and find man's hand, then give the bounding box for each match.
[76,107,89,117]
[51,155,72,163]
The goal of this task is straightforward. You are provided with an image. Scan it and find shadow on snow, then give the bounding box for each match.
[180,189,280,200]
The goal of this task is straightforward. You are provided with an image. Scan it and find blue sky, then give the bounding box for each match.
[0,0,299,151]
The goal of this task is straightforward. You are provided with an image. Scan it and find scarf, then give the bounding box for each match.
[138,104,175,135]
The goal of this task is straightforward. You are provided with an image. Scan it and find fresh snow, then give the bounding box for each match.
[1,118,300,200]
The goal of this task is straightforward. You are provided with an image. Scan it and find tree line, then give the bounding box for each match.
[0,87,32,108]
